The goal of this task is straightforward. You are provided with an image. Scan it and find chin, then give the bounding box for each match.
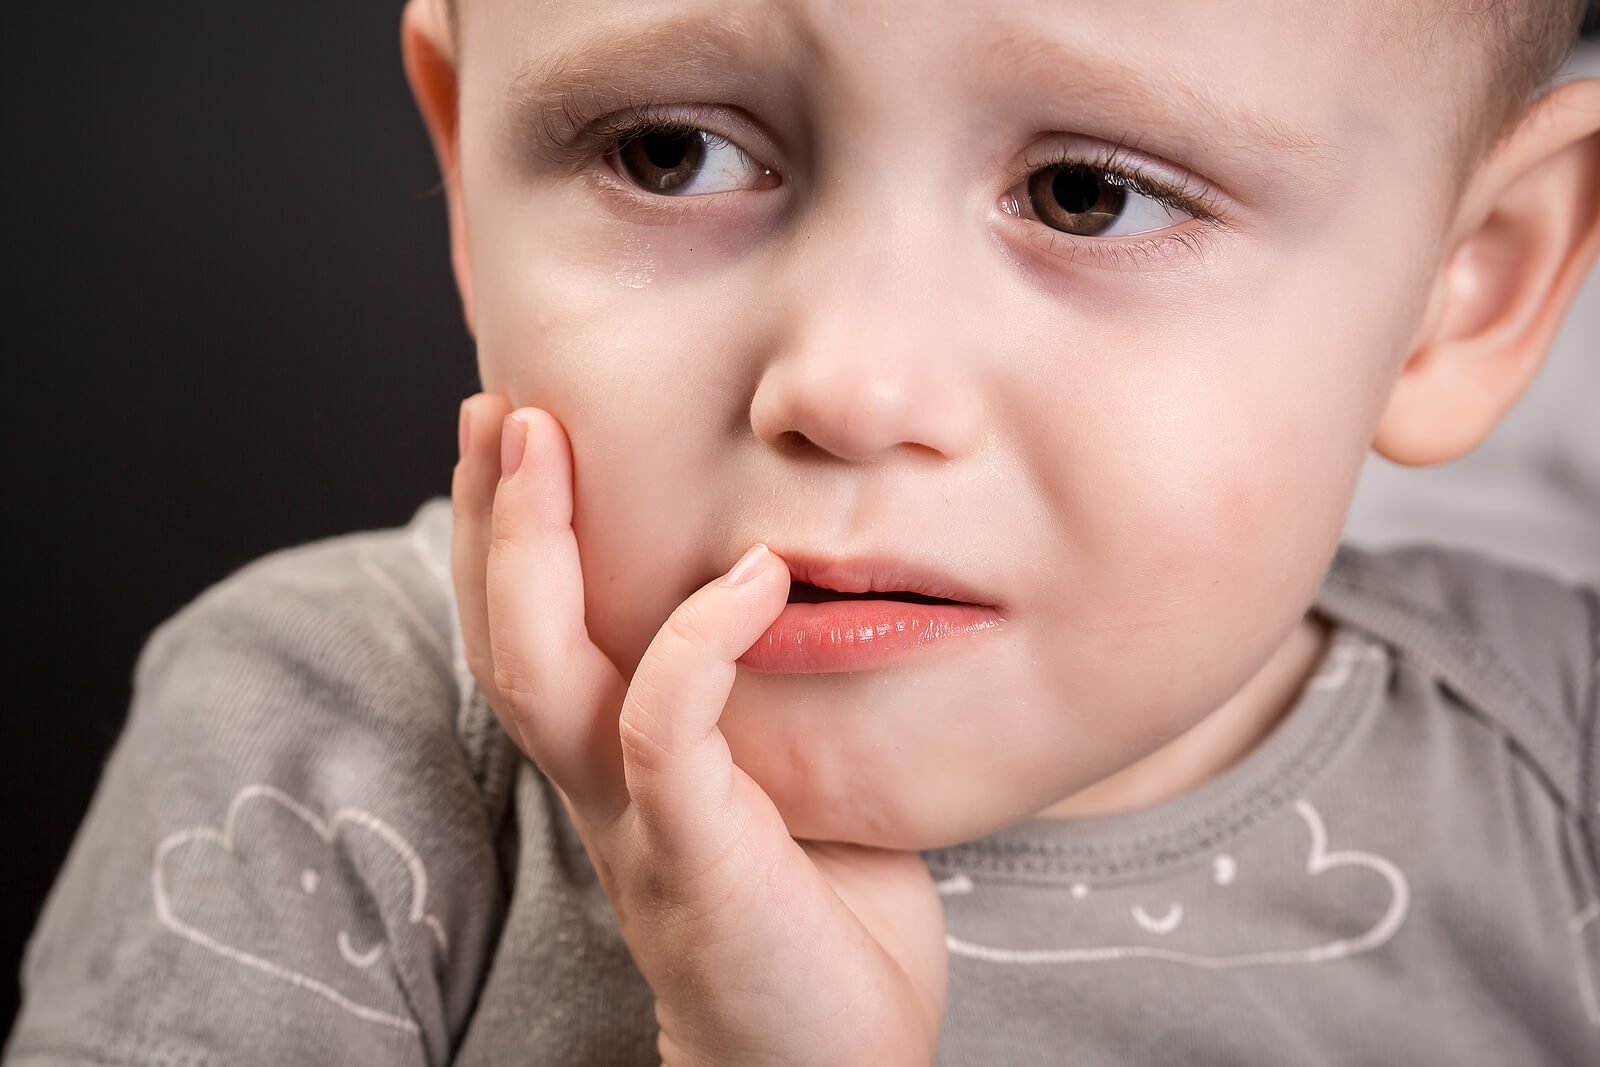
[777,810,938,851]
[755,764,1033,853]
[779,803,1018,853]
[722,670,1051,851]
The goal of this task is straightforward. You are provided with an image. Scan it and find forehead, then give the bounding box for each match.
[466,0,1456,196]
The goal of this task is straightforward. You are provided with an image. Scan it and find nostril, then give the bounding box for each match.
[774,429,817,453]
[767,427,946,464]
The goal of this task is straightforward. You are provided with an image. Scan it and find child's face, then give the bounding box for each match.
[449,0,1469,848]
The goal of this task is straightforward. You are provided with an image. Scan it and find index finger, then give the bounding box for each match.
[487,407,629,816]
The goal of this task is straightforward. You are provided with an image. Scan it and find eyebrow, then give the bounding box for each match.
[957,31,1341,172]
[507,12,1341,190]
[507,12,804,159]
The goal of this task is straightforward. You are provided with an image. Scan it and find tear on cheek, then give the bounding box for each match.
[615,232,655,289]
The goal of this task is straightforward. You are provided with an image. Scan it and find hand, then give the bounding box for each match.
[451,393,949,1067]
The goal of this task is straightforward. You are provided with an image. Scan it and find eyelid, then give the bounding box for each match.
[538,95,777,178]
[999,139,1236,273]
[543,100,1232,270]
[1016,224,1225,274]
[1022,139,1224,219]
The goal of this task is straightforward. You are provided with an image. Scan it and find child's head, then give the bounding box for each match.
[403,0,1600,849]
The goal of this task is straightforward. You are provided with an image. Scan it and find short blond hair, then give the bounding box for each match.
[1449,0,1592,158]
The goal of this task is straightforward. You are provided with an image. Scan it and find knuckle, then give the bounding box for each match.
[661,597,717,654]
[478,657,544,757]
[617,706,671,778]
[491,656,544,713]
[486,519,527,561]
[617,684,675,771]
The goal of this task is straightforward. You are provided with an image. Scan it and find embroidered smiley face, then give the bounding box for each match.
[935,801,1410,969]
[152,784,449,1035]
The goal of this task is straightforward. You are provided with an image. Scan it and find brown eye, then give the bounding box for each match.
[606,122,775,197]
[616,129,709,194]
[1026,163,1128,236]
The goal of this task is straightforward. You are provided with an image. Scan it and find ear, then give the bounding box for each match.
[1373,77,1600,466]
[401,0,475,335]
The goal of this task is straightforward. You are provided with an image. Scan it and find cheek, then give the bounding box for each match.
[1039,252,1408,583]
[471,248,752,675]
[1020,351,1350,592]
[457,171,703,672]
[1000,276,1404,734]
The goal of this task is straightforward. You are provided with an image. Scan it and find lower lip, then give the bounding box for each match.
[737,600,1003,674]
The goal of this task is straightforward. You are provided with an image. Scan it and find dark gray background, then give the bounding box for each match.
[2,4,471,1030]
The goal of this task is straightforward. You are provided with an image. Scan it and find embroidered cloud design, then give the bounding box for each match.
[938,800,1410,969]
[151,784,448,1034]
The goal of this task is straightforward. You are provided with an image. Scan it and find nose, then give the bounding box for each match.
[748,216,986,465]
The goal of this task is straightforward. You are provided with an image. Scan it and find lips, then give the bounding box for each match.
[735,553,1003,674]
[777,556,995,609]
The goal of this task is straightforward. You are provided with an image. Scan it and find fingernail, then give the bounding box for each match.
[458,400,471,459]
[500,414,526,480]
[723,544,770,586]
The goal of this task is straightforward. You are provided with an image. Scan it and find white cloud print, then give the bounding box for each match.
[939,801,1410,969]
[152,784,448,1035]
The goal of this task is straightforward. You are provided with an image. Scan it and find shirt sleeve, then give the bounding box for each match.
[5,515,514,1067]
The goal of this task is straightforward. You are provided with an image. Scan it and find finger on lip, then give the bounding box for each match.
[719,543,770,586]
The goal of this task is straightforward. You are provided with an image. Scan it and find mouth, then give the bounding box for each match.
[785,581,962,607]
[736,553,1003,674]
[777,555,995,610]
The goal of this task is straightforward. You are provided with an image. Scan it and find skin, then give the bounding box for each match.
[407,0,1600,1060]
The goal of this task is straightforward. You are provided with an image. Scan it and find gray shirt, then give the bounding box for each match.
[7,499,1600,1065]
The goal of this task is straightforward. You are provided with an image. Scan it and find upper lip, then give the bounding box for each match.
[766,552,996,608]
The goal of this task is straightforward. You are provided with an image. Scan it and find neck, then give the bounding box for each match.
[1037,612,1332,819]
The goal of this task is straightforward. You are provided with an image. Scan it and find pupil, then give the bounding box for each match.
[1052,167,1101,215]
[1025,163,1127,236]
[642,132,689,169]
[618,129,706,194]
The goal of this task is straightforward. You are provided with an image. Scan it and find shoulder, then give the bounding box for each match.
[1316,542,1600,806]
[126,496,517,820]
[10,500,519,1064]
[142,497,457,693]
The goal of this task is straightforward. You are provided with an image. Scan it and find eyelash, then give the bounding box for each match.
[589,115,734,158]
[999,142,1229,270]
[567,105,1231,272]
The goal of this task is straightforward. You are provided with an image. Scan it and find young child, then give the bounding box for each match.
[9,0,1600,1063]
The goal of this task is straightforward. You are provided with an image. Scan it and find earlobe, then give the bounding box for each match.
[1374,78,1600,467]
[401,0,475,335]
